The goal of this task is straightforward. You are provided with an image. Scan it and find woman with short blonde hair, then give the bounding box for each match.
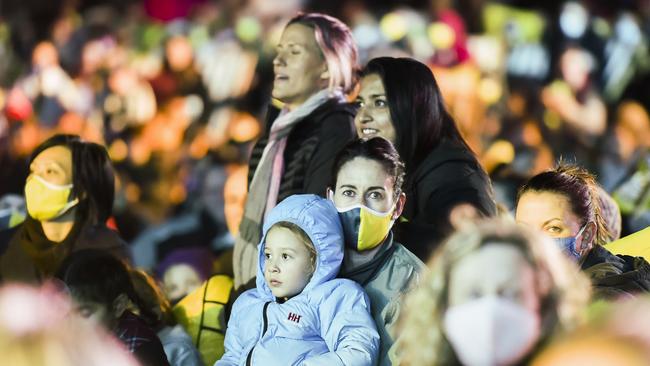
[395,219,590,365]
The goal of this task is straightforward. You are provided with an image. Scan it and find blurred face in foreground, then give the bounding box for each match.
[444,243,542,365]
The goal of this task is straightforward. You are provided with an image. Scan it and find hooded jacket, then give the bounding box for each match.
[582,244,650,299]
[217,195,379,366]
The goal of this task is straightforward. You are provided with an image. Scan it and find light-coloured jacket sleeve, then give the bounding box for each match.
[215,297,245,366]
[302,281,379,366]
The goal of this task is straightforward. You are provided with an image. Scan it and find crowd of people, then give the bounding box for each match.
[1,0,650,365]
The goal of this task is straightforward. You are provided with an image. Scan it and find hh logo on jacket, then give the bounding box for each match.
[287,312,302,324]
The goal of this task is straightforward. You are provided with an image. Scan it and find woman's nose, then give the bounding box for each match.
[273,53,285,67]
[356,107,372,124]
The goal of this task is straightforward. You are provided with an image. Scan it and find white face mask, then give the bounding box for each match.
[443,295,541,366]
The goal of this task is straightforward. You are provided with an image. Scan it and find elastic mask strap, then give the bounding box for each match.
[57,198,80,217]
[32,174,74,191]
[335,203,395,217]
[574,224,589,252]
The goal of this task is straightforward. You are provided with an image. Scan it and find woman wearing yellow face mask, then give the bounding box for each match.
[0,134,129,283]
[328,137,425,366]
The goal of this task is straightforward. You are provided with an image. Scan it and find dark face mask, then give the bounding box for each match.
[337,204,395,251]
[339,207,362,250]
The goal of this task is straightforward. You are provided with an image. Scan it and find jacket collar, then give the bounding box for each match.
[339,232,396,286]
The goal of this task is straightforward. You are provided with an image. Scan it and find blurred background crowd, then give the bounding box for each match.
[1,0,650,364]
[2,0,650,243]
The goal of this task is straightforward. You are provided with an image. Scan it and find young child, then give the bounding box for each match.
[217,194,379,365]
[56,249,170,366]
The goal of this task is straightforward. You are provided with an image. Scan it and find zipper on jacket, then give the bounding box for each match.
[246,301,271,366]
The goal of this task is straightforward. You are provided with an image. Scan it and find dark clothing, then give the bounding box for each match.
[247,99,357,202]
[116,310,170,366]
[581,244,650,300]
[394,139,496,261]
[0,216,130,283]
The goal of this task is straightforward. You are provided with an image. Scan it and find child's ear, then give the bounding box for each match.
[112,293,129,318]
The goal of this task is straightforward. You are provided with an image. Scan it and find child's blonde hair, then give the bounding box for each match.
[270,221,317,272]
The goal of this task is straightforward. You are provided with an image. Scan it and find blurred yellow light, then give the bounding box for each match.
[544,110,562,130]
[478,77,502,105]
[104,94,122,114]
[236,16,262,43]
[170,183,187,204]
[130,138,151,166]
[125,183,141,203]
[229,112,260,142]
[488,139,515,165]
[189,131,209,159]
[428,22,456,49]
[380,13,408,41]
[549,80,572,96]
[522,120,543,146]
[109,139,128,162]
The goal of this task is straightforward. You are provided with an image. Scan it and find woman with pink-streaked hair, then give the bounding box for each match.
[233,13,359,290]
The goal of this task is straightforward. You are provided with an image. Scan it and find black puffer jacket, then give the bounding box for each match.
[582,244,650,299]
[247,99,357,203]
[394,139,496,261]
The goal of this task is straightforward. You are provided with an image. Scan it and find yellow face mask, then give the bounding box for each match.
[336,204,396,251]
[24,175,79,221]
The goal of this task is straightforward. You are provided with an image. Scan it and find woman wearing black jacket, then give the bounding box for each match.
[0,134,129,283]
[232,13,358,289]
[516,164,650,299]
[354,57,496,261]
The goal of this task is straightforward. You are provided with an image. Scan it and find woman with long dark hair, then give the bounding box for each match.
[0,134,129,283]
[354,57,495,260]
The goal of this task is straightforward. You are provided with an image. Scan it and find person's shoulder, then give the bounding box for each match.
[410,143,488,198]
[312,100,356,127]
[234,288,264,305]
[376,244,425,290]
[308,278,366,301]
[306,279,369,311]
[321,277,366,293]
[317,98,356,116]
[0,224,22,256]
[392,243,426,271]
[76,224,131,261]
[419,141,480,175]
[79,224,126,247]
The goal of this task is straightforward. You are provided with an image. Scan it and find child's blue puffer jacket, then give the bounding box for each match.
[216,194,379,366]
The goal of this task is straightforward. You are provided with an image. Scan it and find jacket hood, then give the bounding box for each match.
[256,194,344,299]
